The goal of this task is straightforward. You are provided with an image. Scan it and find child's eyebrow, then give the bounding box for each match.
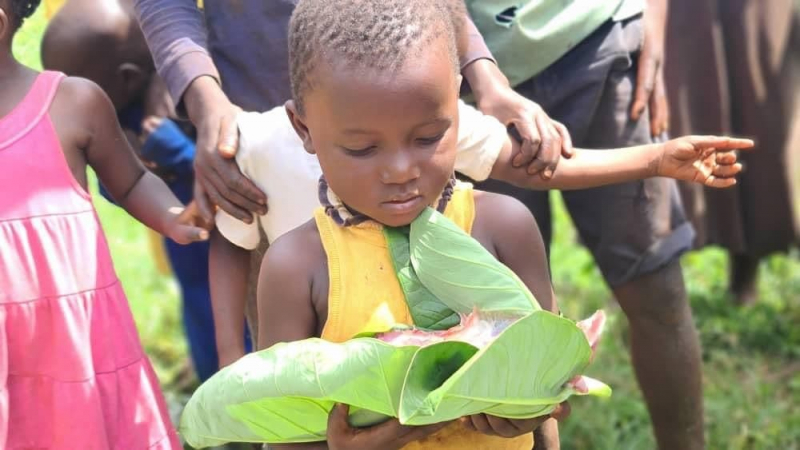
[412,117,453,130]
[341,128,377,135]
[341,117,452,135]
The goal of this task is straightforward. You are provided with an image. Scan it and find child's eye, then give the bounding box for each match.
[417,133,446,146]
[341,145,376,157]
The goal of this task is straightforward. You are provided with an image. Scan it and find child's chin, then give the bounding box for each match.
[377,211,422,228]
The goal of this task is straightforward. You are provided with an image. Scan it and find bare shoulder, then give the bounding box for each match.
[472,189,539,244]
[258,218,328,346]
[51,76,111,114]
[50,76,115,146]
[472,189,555,311]
[262,218,326,277]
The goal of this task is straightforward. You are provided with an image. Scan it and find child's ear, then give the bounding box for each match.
[285,100,316,155]
[0,7,10,43]
[117,62,150,102]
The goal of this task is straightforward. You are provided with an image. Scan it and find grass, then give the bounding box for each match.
[13,10,800,449]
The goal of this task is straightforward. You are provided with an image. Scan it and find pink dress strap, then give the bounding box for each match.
[0,71,64,150]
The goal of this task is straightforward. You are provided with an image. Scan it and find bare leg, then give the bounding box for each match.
[614,262,705,450]
[729,252,759,306]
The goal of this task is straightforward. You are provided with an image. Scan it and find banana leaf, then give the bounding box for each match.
[179,209,610,448]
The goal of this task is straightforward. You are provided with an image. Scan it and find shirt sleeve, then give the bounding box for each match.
[214,112,263,250]
[454,100,507,182]
[459,15,497,70]
[134,0,220,107]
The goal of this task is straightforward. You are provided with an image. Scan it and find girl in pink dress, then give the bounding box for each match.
[0,1,209,448]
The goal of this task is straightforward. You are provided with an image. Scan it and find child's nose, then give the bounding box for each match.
[380,150,421,184]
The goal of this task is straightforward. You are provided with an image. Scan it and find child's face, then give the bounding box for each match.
[292,40,460,227]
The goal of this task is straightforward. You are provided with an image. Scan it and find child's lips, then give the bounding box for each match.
[381,195,424,215]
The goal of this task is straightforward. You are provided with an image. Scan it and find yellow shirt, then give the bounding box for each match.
[315,183,533,450]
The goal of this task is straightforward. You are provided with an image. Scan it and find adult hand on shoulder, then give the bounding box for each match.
[466,59,574,180]
[632,0,669,137]
[184,76,268,223]
[327,404,450,450]
[462,402,570,438]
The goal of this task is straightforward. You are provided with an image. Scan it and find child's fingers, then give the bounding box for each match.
[184,200,215,229]
[690,136,755,150]
[465,413,495,436]
[326,403,352,436]
[395,421,452,446]
[711,163,743,178]
[460,416,477,432]
[550,402,571,421]
[174,225,210,244]
[715,151,739,165]
[485,415,529,437]
[704,176,737,189]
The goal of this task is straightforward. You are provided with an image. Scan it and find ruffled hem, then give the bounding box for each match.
[2,282,149,380]
[3,355,180,449]
[1,278,180,449]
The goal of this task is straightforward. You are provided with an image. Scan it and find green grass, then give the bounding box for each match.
[14,12,800,449]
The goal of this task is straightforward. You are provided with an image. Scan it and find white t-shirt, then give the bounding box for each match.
[216,100,507,249]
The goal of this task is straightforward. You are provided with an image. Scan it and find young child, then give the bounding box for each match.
[237,0,752,448]
[0,1,209,448]
[40,0,244,383]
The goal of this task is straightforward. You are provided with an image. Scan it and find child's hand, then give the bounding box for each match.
[166,201,213,244]
[461,402,570,438]
[327,404,450,450]
[656,136,755,188]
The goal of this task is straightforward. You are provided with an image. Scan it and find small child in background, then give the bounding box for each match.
[0,0,210,448]
[40,0,248,383]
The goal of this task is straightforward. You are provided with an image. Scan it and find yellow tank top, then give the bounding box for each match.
[315,183,533,450]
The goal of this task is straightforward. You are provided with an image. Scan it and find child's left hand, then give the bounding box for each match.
[656,135,755,188]
[166,201,213,244]
[461,402,570,438]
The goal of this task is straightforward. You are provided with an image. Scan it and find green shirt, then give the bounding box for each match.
[466,0,644,86]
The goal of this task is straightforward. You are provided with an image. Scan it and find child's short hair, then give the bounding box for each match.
[7,0,39,27]
[288,0,465,114]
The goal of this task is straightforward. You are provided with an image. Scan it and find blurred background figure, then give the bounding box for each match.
[41,0,248,385]
[665,0,800,305]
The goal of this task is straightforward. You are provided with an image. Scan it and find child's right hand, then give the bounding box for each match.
[326,404,451,450]
[655,135,755,187]
[165,201,213,244]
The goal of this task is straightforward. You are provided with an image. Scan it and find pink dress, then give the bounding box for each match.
[0,72,181,449]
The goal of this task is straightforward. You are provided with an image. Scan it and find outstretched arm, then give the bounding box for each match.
[489,132,753,190]
[57,77,208,244]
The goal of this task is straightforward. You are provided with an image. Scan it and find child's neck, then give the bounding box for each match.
[0,57,38,119]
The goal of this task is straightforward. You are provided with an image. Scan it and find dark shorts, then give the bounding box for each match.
[479,16,694,288]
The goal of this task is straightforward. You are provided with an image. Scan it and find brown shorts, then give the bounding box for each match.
[478,16,694,287]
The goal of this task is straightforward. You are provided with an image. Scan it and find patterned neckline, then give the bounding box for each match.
[318,175,457,227]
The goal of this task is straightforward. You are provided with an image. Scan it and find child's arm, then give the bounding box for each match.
[467,192,570,446]
[66,78,208,243]
[490,131,754,191]
[209,231,251,368]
